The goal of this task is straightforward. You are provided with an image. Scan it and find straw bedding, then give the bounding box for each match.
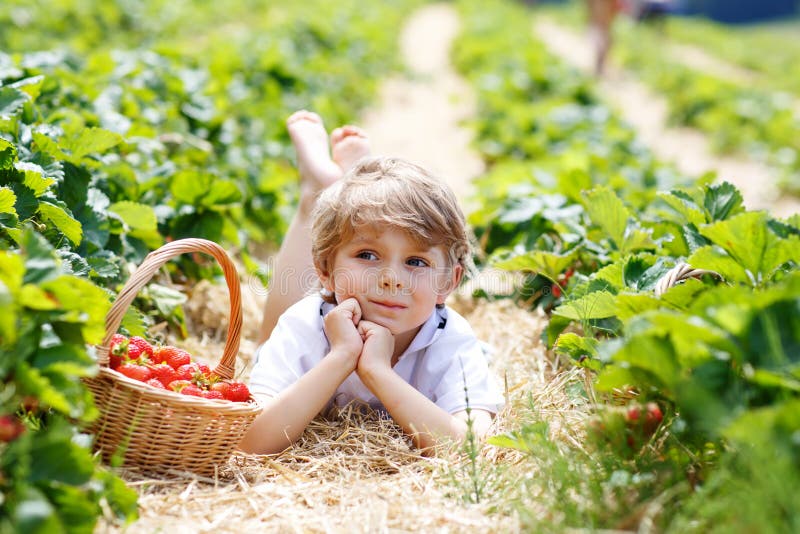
[97,280,590,533]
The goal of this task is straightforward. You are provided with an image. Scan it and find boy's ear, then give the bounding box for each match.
[315,264,334,292]
[436,264,464,305]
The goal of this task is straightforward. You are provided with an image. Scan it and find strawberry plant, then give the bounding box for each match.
[0,229,137,532]
[456,0,800,529]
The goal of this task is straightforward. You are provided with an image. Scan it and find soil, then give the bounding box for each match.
[359,3,485,213]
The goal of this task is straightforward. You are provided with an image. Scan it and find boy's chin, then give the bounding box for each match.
[362,315,398,333]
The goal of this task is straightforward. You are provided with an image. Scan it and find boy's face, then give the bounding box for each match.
[318,225,462,337]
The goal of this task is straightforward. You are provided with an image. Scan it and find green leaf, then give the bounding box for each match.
[0,138,16,169]
[487,432,531,452]
[19,284,60,310]
[0,186,17,215]
[170,170,209,204]
[12,487,64,534]
[595,365,637,392]
[622,256,650,291]
[144,283,188,317]
[746,368,800,393]
[14,362,71,414]
[658,189,705,226]
[42,276,110,344]
[493,249,577,283]
[87,252,121,280]
[38,200,83,246]
[554,290,618,320]
[660,277,709,309]
[703,181,744,221]
[29,421,94,486]
[692,212,799,285]
[202,179,242,207]
[609,334,681,391]
[0,278,16,345]
[64,127,122,161]
[554,332,600,369]
[32,131,66,160]
[20,230,60,285]
[10,183,39,220]
[614,293,661,321]
[584,187,629,248]
[621,226,657,255]
[108,201,157,231]
[19,162,55,196]
[10,74,45,99]
[32,344,95,375]
[0,86,28,118]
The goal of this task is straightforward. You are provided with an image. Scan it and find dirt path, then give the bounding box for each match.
[533,17,800,218]
[359,3,484,212]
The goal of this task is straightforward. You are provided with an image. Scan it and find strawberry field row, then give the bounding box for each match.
[455,0,800,531]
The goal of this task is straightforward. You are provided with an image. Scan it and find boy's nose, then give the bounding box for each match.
[379,268,403,289]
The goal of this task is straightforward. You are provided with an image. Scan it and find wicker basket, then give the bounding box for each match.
[654,261,722,297]
[84,238,262,477]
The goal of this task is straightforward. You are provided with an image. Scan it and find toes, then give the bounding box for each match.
[339,125,367,138]
[286,110,323,127]
[330,127,344,144]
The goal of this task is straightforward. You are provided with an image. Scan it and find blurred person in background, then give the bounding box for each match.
[586,0,623,75]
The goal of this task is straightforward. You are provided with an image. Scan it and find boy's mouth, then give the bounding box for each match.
[370,299,407,310]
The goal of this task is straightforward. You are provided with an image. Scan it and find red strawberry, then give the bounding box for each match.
[148,363,178,388]
[146,378,166,389]
[201,390,225,400]
[128,336,154,360]
[109,352,123,370]
[196,363,211,376]
[644,402,663,434]
[180,385,204,397]
[626,405,641,423]
[110,334,128,354]
[211,381,250,402]
[0,415,25,442]
[109,334,128,369]
[169,379,192,393]
[159,346,192,369]
[117,363,152,382]
[175,363,201,382]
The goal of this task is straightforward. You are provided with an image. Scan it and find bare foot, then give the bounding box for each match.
[330,125,371,172]
[286,111,342,198]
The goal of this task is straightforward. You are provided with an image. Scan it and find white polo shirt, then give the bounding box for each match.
[250,295,505,415]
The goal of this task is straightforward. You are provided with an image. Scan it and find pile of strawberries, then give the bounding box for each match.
[108,334,250,402]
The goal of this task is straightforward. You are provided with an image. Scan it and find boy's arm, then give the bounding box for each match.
[359,367,493,451]
[239,349,356,454]
[356,320,493,452]
[239,298,364,455]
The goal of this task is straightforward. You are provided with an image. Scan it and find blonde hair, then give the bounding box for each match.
[311,157,473,301]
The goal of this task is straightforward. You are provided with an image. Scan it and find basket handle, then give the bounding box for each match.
[654,261,722,297]
[100,238,242,380]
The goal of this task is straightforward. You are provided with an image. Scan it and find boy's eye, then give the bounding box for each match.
[407,257,429,267]
[356,251,377,260]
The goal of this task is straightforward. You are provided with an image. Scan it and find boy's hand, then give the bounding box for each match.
[356,320,395,379]
[323,298,364,369]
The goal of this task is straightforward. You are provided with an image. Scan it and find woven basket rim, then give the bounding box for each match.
[94,367,262,414]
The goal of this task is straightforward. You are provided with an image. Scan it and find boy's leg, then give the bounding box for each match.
[257,112,370,344]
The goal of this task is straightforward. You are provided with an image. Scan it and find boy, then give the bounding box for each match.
[240,111,503,455]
